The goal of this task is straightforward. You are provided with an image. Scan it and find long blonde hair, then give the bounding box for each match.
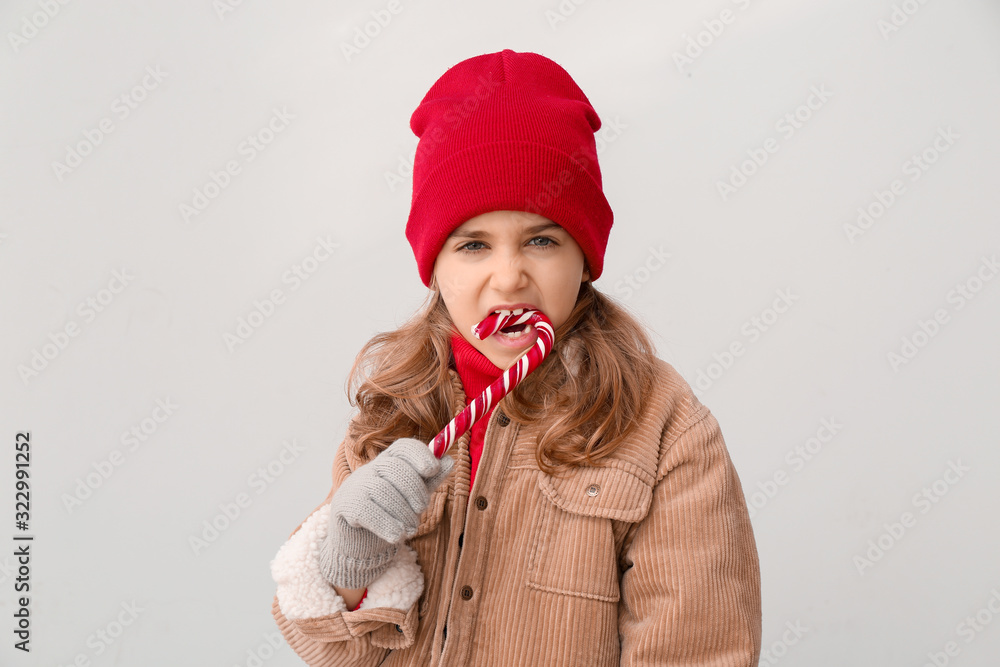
[343,280,659,474]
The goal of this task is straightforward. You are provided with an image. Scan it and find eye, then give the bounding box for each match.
[459,241,486,253]
[458,237,558,254]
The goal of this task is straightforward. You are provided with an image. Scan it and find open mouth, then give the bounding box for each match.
[499,322,528,334]
[487,307,537,342]
[491,308,529,335]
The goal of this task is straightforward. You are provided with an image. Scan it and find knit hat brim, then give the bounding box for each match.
[407,140,612,287]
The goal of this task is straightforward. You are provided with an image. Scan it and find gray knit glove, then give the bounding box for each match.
[318,437,454,590]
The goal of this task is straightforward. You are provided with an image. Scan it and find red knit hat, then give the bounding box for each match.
[405,49,614,288]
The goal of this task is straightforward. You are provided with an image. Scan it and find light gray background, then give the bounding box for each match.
[2,1,999,665]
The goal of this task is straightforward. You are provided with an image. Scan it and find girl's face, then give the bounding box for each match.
[432,210,590,370]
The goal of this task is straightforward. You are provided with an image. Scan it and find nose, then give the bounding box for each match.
[488,246,529,292]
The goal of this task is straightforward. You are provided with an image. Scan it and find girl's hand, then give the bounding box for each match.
[318,437,454,590]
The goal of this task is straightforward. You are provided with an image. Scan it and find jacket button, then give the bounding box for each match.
[458,532,464,548]
[460,585,474,600]
[395,624,403,633]
[496,411,510,426]
[475,496,488,511]
[587,484,600,497]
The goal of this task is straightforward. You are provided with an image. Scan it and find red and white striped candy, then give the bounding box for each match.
[429,308,554,459]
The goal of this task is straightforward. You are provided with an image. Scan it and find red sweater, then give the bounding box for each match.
[350,331,502,610]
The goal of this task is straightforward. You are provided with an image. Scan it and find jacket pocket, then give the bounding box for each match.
[526,464,653,602]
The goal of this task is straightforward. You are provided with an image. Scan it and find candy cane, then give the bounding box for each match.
[429,309,554,459]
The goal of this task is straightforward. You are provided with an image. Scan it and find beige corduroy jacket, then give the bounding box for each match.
[270,355,762,666]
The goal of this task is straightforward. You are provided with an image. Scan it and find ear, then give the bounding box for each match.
[581,261,591,283]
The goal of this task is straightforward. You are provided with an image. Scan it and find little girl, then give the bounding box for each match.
[270,49,762,666]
